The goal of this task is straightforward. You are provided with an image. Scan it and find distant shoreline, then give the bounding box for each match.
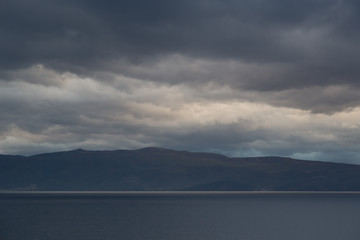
[2,191,360,196]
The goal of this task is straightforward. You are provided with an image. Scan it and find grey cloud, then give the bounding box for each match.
[263,86,360,113]
[108,56,360,113]
[3,0,360,101]
[1,76,360,163]
[1,0,355,70]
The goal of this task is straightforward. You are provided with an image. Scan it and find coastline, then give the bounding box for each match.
[1,190,360,197]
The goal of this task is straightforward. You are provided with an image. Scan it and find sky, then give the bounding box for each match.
[1,0,360,163]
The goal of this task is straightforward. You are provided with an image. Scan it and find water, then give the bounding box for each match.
[1,192,360,240]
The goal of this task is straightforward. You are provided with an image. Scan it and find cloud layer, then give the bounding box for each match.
[1,0,360,163]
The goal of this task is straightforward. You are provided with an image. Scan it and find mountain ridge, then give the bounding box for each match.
[1,147,360,191]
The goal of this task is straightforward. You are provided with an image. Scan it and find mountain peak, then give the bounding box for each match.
[137,147,175,152]
[71,148,86,152]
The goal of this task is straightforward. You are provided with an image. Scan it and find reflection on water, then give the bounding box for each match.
[0,192,360,240]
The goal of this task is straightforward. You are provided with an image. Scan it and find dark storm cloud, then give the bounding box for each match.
[0,0,326,64]
[3,0,360,88]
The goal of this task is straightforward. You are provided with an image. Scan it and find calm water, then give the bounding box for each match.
[1,192,360,240]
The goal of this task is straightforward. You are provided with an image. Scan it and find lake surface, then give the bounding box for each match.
[1,192,360,240]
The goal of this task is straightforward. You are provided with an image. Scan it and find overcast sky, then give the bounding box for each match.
[1,0,360,163]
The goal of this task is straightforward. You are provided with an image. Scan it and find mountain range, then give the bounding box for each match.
[1,147,360,191]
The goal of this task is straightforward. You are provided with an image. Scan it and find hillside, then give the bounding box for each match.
[1,147,360,191]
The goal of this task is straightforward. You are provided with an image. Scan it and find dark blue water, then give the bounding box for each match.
[1,192,360,240]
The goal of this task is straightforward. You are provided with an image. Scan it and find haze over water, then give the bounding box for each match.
[1,192,360,240]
